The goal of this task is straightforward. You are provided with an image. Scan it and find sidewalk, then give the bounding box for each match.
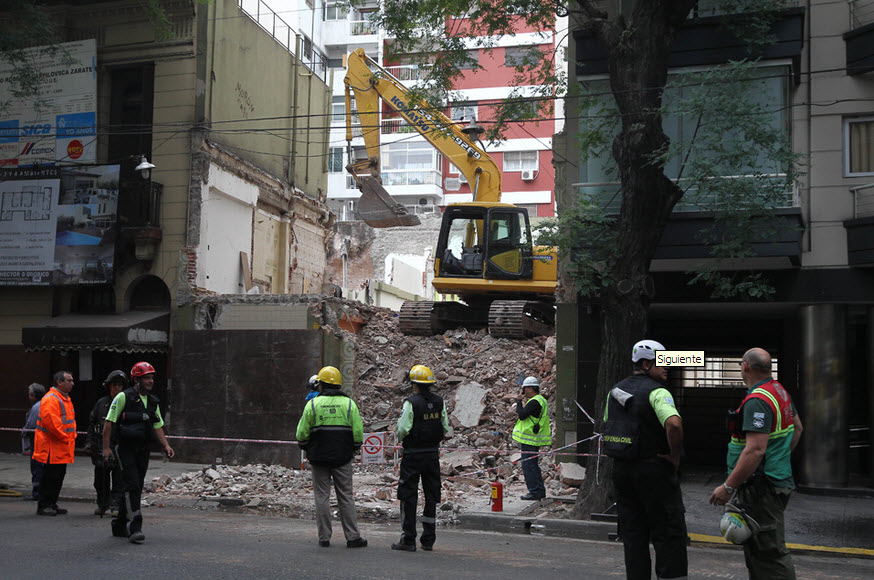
[2,453,873,557]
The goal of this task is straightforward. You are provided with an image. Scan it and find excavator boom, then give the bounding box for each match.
[343,49,558,338]
[344,49,502,227]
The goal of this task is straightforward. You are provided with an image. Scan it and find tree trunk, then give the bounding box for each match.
[572,0,695,519]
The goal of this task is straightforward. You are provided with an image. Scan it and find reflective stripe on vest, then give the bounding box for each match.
[36,392,76,434]
[309,397,353,433]
[512,394,550,446]
[729,380,794,446]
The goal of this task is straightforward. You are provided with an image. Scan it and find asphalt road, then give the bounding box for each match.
[2,500,873,579]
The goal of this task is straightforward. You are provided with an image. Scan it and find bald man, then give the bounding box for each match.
[709,348,803,579]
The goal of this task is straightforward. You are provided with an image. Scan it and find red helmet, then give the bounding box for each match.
[130,361,156,378]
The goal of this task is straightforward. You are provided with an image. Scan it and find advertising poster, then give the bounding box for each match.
[0,164,119,286]
[0,39,97,167]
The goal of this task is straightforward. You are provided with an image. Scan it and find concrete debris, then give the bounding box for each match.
[145,303,577,522]
[451,382,487,428]
[559,462,587,487]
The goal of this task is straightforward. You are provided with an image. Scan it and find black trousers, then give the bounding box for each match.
[37,462,67,510]
[113,443,150,534]
[397,450,441,547]
[30,458,44,500]
[612,458,688,580]
[92,457,120,509]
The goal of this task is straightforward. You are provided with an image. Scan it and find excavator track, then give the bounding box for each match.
[399,300,489,335]
[398,301,436,335]
[488,300,555,339]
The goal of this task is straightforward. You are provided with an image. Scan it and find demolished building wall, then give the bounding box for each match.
[327,214,442,300]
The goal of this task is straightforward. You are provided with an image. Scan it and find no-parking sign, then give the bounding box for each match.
[362,432,385,464]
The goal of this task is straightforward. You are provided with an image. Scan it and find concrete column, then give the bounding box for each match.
[800,304,848,488]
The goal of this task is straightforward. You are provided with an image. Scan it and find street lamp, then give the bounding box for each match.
[134,155,156,179]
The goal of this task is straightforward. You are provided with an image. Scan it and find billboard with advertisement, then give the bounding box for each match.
[0,39,97,167]
[0,165,119,286]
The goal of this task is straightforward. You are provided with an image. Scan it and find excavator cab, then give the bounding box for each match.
[435,204,534,282]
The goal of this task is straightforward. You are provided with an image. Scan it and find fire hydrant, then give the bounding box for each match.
[490,481,503,512]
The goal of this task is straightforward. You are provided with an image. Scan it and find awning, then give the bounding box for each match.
[22,311,169,353]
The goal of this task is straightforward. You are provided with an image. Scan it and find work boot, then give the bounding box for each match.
[36,507,57,516]
[129,531,145,544]
[52,505,68,515]
[391,542,416,552]
[421,544,433,551]
[346,538,368,548]
[319,540,330,548]
[94,506,108,516]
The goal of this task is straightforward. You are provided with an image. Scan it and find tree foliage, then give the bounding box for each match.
[377,0,802,518]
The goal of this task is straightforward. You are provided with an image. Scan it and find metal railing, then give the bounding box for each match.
[350,19,379,36]
[850,0,874,29]
[851,183,874,218]
[237,0,327,80]
[381,118,417,134]
[384,64,427,81]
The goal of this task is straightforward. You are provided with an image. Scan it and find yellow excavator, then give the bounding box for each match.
[344,48,557,338]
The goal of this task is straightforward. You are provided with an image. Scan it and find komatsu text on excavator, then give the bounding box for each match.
[344,48,557,338]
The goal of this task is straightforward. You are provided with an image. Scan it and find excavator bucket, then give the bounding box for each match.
[356,175,421,228]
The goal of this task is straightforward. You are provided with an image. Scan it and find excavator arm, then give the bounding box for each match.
[344,48,503,227]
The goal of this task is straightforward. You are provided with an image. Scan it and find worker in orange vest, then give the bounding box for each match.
[33,370,77,516]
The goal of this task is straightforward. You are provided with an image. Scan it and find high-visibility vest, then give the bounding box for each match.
[727,379,796,482]
[33,387,77,464]
[512,394,551,446]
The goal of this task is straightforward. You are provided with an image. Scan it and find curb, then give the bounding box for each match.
[456,512,616,541]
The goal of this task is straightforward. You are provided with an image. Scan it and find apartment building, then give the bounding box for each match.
[319,3,560,222]
[555,1,874,487]
[0,0,332,453]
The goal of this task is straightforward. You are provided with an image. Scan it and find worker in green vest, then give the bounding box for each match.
[511,376,550,500]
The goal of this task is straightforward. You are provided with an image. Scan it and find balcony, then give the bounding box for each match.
[118,180,162,262]
[846,0,874,75]
[844,183,874,265]
[572,178,802,264]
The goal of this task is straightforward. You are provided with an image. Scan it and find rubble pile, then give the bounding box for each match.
[145,305,578,521]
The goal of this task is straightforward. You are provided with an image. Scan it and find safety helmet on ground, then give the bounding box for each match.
[631,339,666,362]
[521,376,540,391]
[103,370,128,387]
[408,365,436,384]
[308,374,319,391]
[316,366,342,386]
[719,503,760,545]
[130,361,156,378]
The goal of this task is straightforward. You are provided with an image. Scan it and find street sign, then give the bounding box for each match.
[362,432,385,464]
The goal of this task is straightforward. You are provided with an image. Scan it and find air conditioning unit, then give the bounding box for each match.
[458,173,469,184]
[521,169,536,181]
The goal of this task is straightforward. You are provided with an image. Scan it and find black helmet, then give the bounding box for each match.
[103,370,128,387]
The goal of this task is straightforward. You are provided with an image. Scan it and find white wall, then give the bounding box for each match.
[199,165,257,293]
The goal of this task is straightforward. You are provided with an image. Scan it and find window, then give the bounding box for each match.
[383,142,435,171]
[846,117,874,176]
[328,147,344,173]
[503,151,539,171]
[324,1,348,21]
[577,65,793,210]
[505,46,542,67]
[451,103,478,122]
[332,96,345,122]
[457,50,479,70]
